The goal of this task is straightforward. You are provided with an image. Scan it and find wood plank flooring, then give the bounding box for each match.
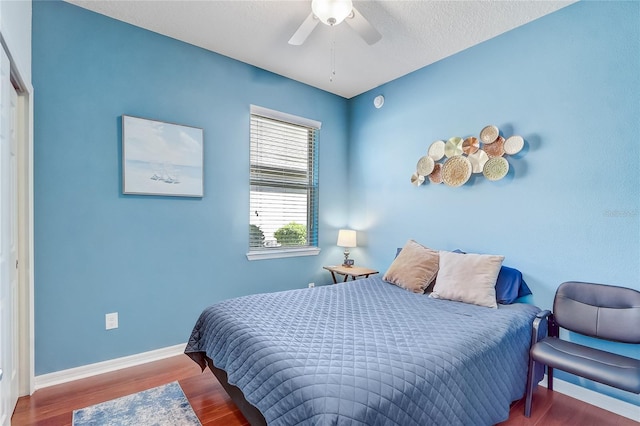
[12,355,638,425]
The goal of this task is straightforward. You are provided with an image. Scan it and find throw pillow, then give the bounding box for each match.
[431,250,504,308]
[383,240,439,293]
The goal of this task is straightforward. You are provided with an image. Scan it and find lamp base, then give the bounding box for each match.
[343,249,354,267]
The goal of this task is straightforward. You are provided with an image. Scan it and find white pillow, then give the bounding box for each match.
[431,250,504,308]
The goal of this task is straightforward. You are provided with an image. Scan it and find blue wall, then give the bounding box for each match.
[33,0,639,408]
[32,1,350,375]
[349,1,639,405]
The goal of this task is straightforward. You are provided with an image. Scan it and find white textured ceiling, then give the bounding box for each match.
[66,0,575,99]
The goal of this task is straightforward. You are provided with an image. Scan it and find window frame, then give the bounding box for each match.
[246,105,321,261]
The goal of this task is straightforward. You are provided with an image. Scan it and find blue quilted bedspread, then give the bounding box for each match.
[185,276,540,425]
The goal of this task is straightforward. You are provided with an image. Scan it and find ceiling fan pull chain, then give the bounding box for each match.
[330,27,336,82]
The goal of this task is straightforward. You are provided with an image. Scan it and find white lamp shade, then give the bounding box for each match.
[312,0,353,26]
[337,229,357,248]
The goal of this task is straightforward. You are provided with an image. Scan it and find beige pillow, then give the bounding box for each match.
[431,250,504,308]
[383,240,439,293]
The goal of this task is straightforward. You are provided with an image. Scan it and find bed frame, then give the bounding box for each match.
[205,355,267,426]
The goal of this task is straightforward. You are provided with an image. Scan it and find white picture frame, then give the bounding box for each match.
[122,115,204,197]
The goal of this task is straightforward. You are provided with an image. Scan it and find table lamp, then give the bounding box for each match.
[337,229,357,267]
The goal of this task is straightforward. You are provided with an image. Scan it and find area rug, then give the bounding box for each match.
[72,381,201,426]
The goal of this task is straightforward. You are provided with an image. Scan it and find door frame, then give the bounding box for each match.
[1,37,34,396]
[14,73,33,396]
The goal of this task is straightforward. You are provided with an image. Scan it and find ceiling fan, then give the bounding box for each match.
[289,0,382,46]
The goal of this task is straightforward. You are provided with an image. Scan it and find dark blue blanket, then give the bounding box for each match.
[186,276,540,425]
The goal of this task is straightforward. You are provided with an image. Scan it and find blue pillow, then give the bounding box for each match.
[453,249,531,304]
[495,265,532,304]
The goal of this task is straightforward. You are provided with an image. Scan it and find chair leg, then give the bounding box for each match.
[548,366,554,391]
[524,359,537,417]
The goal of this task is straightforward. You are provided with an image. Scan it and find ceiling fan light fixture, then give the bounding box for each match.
[312,0,353,26]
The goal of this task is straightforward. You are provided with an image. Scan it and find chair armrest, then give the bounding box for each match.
[530,310,552,347]
[536,310,552,319]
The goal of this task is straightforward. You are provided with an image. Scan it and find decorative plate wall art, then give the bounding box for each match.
[416,156,435,176]
[410,124,526,187]
[504,135,524,155]
[441,155,472,187]
[480,125,499,144]
[468,150,489,174]
[410,173,425,187]
[484,136,505,158]
[483,157,509,181]
[428,140,445,161]
[444,137,464,157]
[428,163,443,184]
[462,137,479,155]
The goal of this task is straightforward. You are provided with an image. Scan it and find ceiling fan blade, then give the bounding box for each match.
[345,7,382,45]
[288,13,319,45]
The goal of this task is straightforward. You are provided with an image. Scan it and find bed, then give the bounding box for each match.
[185,274,540,425]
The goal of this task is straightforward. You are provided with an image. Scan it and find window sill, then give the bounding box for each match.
[246,247,321,261]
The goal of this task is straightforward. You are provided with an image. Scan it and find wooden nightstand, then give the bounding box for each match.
[323,265,379,284]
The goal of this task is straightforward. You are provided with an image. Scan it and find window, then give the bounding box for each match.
[247,106,321,260]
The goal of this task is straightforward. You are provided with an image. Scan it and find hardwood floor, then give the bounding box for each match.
[12,355,638,425]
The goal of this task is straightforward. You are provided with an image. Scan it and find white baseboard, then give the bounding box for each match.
[539,375,640,421]
[34,343,187,391]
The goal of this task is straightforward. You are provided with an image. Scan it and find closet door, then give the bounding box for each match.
[0,45,18,426]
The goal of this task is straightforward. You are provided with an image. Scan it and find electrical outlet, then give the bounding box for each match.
[105,312,118,330]
[308,282,315,288]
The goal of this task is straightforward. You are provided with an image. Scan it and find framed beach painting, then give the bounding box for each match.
[122,115,204,197]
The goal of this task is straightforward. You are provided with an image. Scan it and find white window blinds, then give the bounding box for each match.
[249,106,319,254]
